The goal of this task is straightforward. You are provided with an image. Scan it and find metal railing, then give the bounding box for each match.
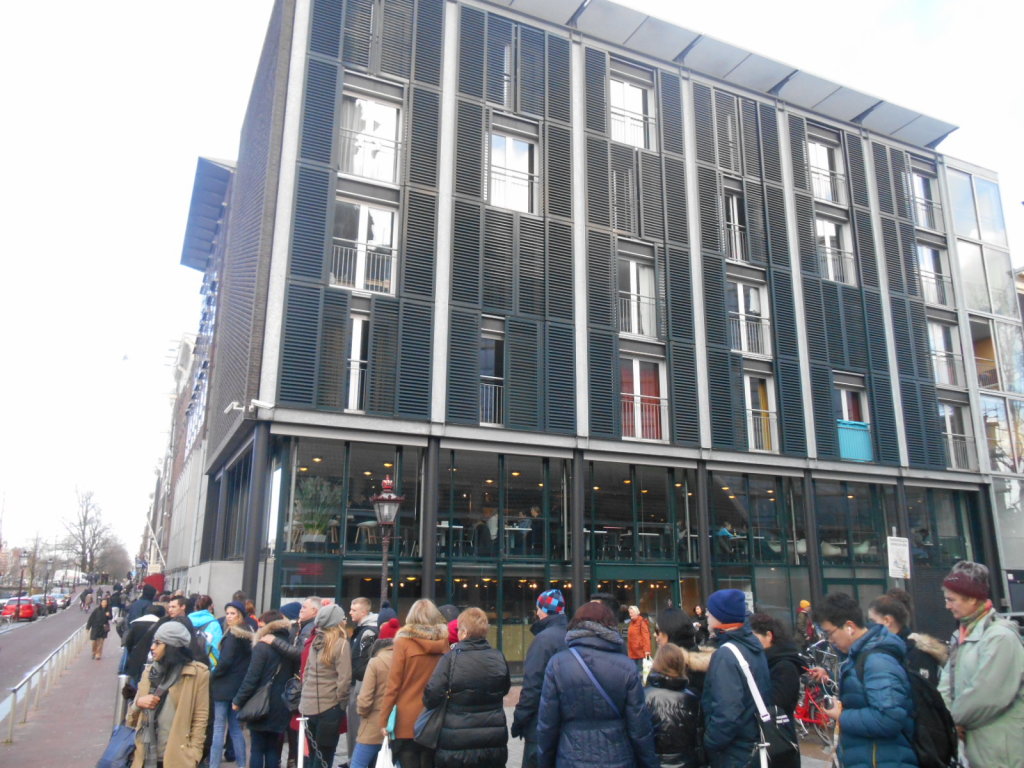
[480,380,503,425]
[338,129,400,183]
[330,240,394,293]
[913,197,943,230]
[932,351,965,387]
[611,107,655,150]
[728,313,772,357]
[920,270,954,306]
[975,356,1000,390]
[489,166,538,213]
[346,360,366,411]
[621,395,667,441]
[810,166,847,205]
[944,433,977,471]
[725,222,748,262]
[618,292,657,337]
[3,625,87,743]
[837,420,874,462]
[819,246,857,285]
[747,409,779,452]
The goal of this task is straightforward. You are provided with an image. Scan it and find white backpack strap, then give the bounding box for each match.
[723,642,771,723]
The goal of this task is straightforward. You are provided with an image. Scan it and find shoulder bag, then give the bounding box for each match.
[569,647,622,717]
[414,649,459,749]
[237,661,283,723]
[722,643,798,768]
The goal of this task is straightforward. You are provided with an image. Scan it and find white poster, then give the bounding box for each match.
[887,536,911,580]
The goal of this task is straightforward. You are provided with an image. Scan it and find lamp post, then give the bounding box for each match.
[371,475,404,609]
[17,552,28,599]
[43,558,53,601]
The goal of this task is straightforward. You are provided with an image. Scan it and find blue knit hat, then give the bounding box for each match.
[707,589,747,624]
[536,589,566,615]
[280,602,302,621]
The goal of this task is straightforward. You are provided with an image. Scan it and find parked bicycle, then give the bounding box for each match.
[794,638,840,748]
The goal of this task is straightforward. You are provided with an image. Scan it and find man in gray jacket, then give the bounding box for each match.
[346,597,378,764]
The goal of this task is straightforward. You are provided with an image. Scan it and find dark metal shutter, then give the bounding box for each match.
[707,347,741,450]
[290,167,332,280]
[697,166,721,253]
[452,201,482,305]
[366,296,400,415]
[666,245,693,340]
[518,25,546,117]
[788,114,808,191]
[702,253,728,347]
[901,378,926,466]
[640,152,665,241]
[740,99,761,178]
[669,340,700,446]
[770,275,799,359]
[397,300,432,419]
[546,124,572,219]
[715,91,739,174]
[586,230,615,329]
[665,156,689,245]
[447,308,480,423]
[402,190,436,298]
[872,143,894,215]
[909,300,932,379]
[546,34,572,124]
[588,328,619,439]
[881,217,903,293]
[311,0,344,57]
[343,0,373,69]
[518,217,545,316]
[692,82,715,166]
[821,281,845,367]
[853,209,879,289]
[841,286,869,370]
[920,382,947,468]
[316,289,350,410]
[413,0,443,86]
[899,221,920,298]
[300,58,338,165]
[776,357,807,455]
[845,133,869,208]
[890,149,912,220]
[659,72,684,156]
[863,291,889,373]
[870,372,900,464]
[810,364,838,458]
[507,318,541,430]
[408,88,440,188]
[483,209,514,313]
[459,6,486,98]
[279,283,322,406]
[802,277,828,361]
[758,103,782,184]
[547,220,574,321]
[380,0,414,78]
[746,180,768,266]
[545,321,576,434]
[455,101,484,198]
[584,48,607,134]
[586,136,611,227]
[793,191,817,274]
[484,14,512,103]
[611,144,637,234]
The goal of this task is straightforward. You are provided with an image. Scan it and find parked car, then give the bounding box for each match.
[51,593,71,610]
[31,595,50,616]
[41,594,58,614]
[2,598,38,621]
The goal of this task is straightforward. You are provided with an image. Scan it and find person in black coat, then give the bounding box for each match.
[536,601,659,768]
[643,643,702,768]
[210,601,254,768]
[233,612,297,768]
[512,589,569,768]
[125,583,157,623]
[423,607,511,768]
[86,597,113,659]
[750,613,802,768]
[868,592,947,688]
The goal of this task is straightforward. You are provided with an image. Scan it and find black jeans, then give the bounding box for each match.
[392,738,434,768]
[306,704,344,768]
[249,729,285,768]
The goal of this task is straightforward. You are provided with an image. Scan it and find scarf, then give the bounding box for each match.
[141,660,184,768]
[957,599,993,643]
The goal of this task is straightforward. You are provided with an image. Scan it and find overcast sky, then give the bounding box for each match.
[0,0,1020,555]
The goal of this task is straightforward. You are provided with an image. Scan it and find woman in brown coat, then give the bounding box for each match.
[379,599,449,768]
[627,605,651,672]
[351,618,400,768]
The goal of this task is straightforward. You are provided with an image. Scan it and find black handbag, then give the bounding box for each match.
[95,724,136,768]
[722,644,799,767]
[237,663,281,723]
[413,649,459,749]
[282,674,302,712]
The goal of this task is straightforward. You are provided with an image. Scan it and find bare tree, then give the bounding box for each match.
[95,538,131,580]
[63,490,110,575]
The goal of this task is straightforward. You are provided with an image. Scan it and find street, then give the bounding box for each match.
[0,598,87,695]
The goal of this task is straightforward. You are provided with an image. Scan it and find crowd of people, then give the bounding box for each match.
[95,558,1024,768]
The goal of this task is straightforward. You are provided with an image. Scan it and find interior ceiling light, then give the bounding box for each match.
[383,462,393,468]
[298,466,309,472]
[363,470,372,476]
[511,471,521,477]
[312,457,323,463]
[721,486,730,491]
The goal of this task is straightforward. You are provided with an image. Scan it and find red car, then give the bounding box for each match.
[2,597,38,621]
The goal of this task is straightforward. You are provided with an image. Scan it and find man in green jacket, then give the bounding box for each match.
[938,560,1024,768]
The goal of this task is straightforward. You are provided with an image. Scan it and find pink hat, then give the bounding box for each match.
[447,618,459,644]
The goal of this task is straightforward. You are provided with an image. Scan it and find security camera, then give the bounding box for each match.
[249,399,276,410]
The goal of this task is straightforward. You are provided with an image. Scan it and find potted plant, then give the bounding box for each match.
[295,476,341,552]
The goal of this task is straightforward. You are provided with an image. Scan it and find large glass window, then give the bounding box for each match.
[997,322,1024,394]
[502,457,546,558]
[948,169,979,240]
[480,335,504,425]
[618,255,657,338]
[589,462,634,560]
[928,321,964,388]
[939,402,976,471]
[985,248,1017,318]
[610,75,655,150]
[745,376,778,453]
[975,177,1008,246]
[635,466,671,561]
[906,487,973,567]
[346,315,369,411]
[620,357,666,441]
[727,281,771,357]
[489,133,537,213]
[814,481,888,565]
[672,470,699,564]
[709,473,795,564]
[808,139,846,204]
[339,95,400,183]
[958,241,989,312]
[911,171,942,230]
[725,191,748,262]
[981,395,1014,472]
[332,201,396,293]
[972,319,1000,390]
[816,217,855,285]
[918,245,953,306]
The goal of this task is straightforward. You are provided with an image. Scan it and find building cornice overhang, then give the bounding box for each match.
[180,157,236,271]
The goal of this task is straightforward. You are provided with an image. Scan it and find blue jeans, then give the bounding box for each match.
[249,729,284,768]
[350,741,382,768]
[211,700,247,768]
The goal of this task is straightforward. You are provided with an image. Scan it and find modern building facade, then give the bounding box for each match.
[160,0,1024,662]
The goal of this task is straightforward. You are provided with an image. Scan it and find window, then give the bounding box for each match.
[331,201,396,293]
[724,192,747,262]
[620,357,665,441]
[928,321,964,388]
[971,319,1000,390]
[480,335,504,425]
[489,133,537,213]
[346,315,370,411]
[918,245,953,306]
[610,63,656,150]
[835,384,872,462]
[975,177,1008,246]
[948,169,979,240]
[816,217,855,285]
[618,254,656,338]
[948,169,1008,247]
[808,137,846,205]
[957,241,1017,318]
[939,402,976,471]
[745,376,778,452]
[727,281,771,357]
[339,94,400,183]
[981,395,1015,472]
[996,322,1024,394]
[911,169,942,230]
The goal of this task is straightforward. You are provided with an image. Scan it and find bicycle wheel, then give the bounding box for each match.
[812,718,833,747]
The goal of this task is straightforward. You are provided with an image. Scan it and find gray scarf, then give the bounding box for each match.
[141,660,183,768]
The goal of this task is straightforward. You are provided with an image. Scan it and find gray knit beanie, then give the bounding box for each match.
[314,602,346,630]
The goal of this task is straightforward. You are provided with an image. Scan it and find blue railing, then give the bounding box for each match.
[837,420,873,462]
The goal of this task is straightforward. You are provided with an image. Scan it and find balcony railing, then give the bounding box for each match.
[338,130,400,183]
[819,246,857,285]
[480,380,503,425]
[346,360,366,411]
[913,198,943,231]
[810,166,846,205]
[610,107,655,150]
[837,420,873,462]
[975,356,1000,390]
[920,270,954,306]
[944,433,977,471]
[725,222,748,262]
[728,313,772,357]
[330,240,394,293]
[618,292,657,337]
[621,394,667,441]
[489,166,538,213]
[932,351,965,388]
[747,409,779,452]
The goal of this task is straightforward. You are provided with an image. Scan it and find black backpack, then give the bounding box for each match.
[855,646,958,768]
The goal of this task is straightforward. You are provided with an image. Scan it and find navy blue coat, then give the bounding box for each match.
[701,625,772,768]
[837,624,917,768]
[232,620,296,732]
[512,612,568,742]
[211,624,254,702]
[536,622,658,768]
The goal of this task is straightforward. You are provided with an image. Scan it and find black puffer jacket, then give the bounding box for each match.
[512,612,568,742]
[764,642,803,768]
[643,672,701,768]
[211,623,254,701]
[423,636,511,768]
[233,619,296,732]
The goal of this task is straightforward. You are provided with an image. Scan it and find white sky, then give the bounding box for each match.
[0,0,1020,555]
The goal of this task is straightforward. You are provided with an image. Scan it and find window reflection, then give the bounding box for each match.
[974,177,1008,246]
[948,169,979,240]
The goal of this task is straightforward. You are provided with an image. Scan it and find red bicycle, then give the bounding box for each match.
[794,639,839,747]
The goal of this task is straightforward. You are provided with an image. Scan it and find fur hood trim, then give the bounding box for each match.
[909,632,949,665]
[370,638,395,657]
[254,618,292,642]
[396,622,448,642]
[226,623,254,641]
[685,647,715,674]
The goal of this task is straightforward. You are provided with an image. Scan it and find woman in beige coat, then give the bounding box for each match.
[351,618,400,768]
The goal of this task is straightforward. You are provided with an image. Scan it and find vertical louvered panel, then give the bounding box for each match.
[640,152,665,240]
[901,378,926,467]
[586,136,611,227]
[483,209,514,313]
[403,190,436,298]
[870,372,900,464]
[707,346,737,450]
[381,0,413,78]
[743,181,767,264]
[452,201,482,305]
[872,143,894,215]
[841,286,869,370]
[845,132,869,207]
[770,273,799,359]
[545,321,576,434]
[666,245,693,340]
[890,149,912,221]
[484,14,512,103]
[793,191,817,274]
[909,300,932,379]
[547,34,571,124]
[702,252,728,347]
[820,280,845,368]
[587,230,614,328]
[747,182,770,266]
[669,341,699,445]
[459,6,486,98]
[310,0,343,57]
[366,296,400,415]
[715,90,740,174]
[290,166,332,279]
[660,72,684,156]
[447,308,481,423]
[788,114,809,191]
[507,318,541,430]
[316,289,350,410]
[455,101,483,198]
[697,166,722,253]
[610,143,636,233]
[881,217,903,294]
[547,220,574,321]
[758,103,782,184]
[811,364,838,458]
[546,124,572,219]
[776,357,807,455]
[655,246,669,339]
[413,0,443,86]
[588,328,619,438]
[919,382,947,469]
[692,82,715,166]
[518,217,545,316]
[280,282,322,406]
[300,59,337,165]
[519,25,546,117]
[343,0,373,69]
[863,291,889,373]
[665,156,689,245]
[853,209,879,289]
[397,300,432,419]
[408,88,439,188]
[899,220,919,297]
[802,277,828,362]
[889,295,912,376]
[741,99,761,178]
[585,47,607,134]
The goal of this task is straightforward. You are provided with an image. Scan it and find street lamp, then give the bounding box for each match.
[17,552,28,599]
[371,475,404,609]
[44,558,53,601]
